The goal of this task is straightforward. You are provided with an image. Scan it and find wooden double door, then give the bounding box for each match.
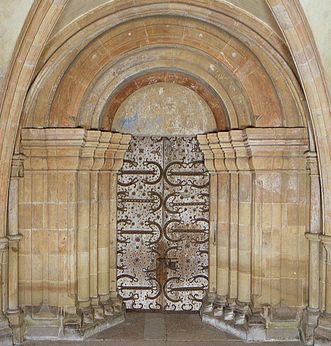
[117,136,209,311]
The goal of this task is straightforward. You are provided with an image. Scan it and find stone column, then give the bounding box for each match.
[219,132,239,318]
[324,241,331,314]
[315,236,331,344]
[306,152,321,309]
[6,154,24,343]
[89,169,101,318]
[302,152,321,344]
[208,133,229,315]
[108,134,131,311]
[306,234,320,309]
[77,131,100,324]
[95,132,112,315]
[88,132,110,320]
[197,134,218,311]
[198,132,240,317]
[232,131,253,323]
[0,238,11,345]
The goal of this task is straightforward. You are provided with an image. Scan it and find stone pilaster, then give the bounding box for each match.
[301,151,321,344]
[6,154,25,344]
[315,236,331,345]
[0,237,11,346]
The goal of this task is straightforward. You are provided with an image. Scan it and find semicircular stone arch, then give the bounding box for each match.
[22,13,308,132]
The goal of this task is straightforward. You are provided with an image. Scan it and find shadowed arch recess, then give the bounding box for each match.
[111,82,218,136]
[101,70,229,131]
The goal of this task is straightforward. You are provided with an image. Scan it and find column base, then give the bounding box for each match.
[213,295,227,317]
[109,293,124,314]
[265,304,301,341]
[300,307,320,345]
[314,312,331,346]
[7,308,24,345]
[224,299,236,320]
[100,293,123,316]
[200,296,301,343]
[200,292,216,314]
[0,315,12,346]
[234,301,251,325]
[79,304,94,326]
[24,302,125,341]
[91,301,104,321]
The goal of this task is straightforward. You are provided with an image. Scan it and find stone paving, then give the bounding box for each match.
[25,312,303,346]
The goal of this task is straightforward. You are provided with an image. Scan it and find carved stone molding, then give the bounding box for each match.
[199,128,308,173]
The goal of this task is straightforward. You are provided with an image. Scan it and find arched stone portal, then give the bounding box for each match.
[1,1,327,345]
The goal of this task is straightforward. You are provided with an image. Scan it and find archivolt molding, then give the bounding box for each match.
[22,2,308,132]
[79,46,250,131]
[41,0,292,69]
[98,69,231,131]
[267,0,331,238]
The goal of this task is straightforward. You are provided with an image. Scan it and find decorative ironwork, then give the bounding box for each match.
[117,136,209,311]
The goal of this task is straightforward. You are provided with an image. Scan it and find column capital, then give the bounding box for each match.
[79,130,101,171]
[103,133,131,172]
[207,133,227,172]
[199,128,308,174]
[218,131,237,172]
[7,234,23,243]
[92,132,112,171]
[305,151,319,175]
[230,130,252,171]
[11,154,24,178]
[305,232,321,242]
[197,134,218,173]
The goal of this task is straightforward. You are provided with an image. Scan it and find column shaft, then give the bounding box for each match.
[8,176,20,311]
[89,172,98,302]
[305,153,321,311]
[109,171,117,294]
[209,174,218,293]
[217,173,230,297]
[229,173,239,300]
[237,172,252,304]
[326,262,331,313]
[77,171,90,306]
[98,172,110,297]
[309,239,320,309]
